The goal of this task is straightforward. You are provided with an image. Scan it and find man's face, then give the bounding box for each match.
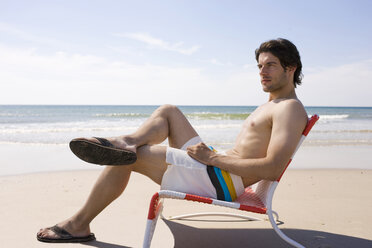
[257,52,293,93]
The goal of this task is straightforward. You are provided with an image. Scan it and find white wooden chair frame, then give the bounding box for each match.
[143,115,319,248]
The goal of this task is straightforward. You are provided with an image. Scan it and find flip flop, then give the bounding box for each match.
[37,225,96,243]
[69,137,137,166]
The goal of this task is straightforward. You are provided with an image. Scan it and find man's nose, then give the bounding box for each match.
[259,66,268,75]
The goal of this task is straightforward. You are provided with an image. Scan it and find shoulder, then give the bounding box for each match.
[272,99,308,130]
[273,98,306,115]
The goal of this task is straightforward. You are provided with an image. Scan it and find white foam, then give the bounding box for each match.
[318,114,349,120]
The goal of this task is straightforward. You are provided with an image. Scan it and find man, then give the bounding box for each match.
[37,38,308,243]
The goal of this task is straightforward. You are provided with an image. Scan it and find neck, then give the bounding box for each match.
[268,83,297,101]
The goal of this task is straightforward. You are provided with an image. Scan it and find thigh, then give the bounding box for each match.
[132,145,168,185]
[166,105,199,149]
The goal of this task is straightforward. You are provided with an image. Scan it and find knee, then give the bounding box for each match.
[157,104,180,115]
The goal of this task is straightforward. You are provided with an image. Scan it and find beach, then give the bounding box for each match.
[1,143,372,248]
[2,0,372,246]
[1,105,372,247]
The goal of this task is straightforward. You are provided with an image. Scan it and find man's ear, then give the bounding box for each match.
[287,66,297,73]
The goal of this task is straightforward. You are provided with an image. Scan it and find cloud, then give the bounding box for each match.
[3,40,371,106]
[114,32,200,55]
[0,43,264,105]
[204,58,233,66]
[243,63,257,70]
[0,22,68,48]
[0,44,203,104]
[298,59,372,106]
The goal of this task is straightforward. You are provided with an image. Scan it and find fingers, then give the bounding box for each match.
[187,142,207,153]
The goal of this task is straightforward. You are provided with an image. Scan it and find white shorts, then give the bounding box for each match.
[160,136,244,201]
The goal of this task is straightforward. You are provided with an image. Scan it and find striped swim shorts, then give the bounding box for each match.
[161,136,244,201]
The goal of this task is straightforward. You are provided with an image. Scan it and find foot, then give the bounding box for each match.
[92,136,137,154]
[69,136,138,166]
[37,220,94,243]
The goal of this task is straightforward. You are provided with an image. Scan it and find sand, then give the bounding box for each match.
[0,143,372,247]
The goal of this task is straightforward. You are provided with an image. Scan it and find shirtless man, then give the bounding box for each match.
[37,38,308,243]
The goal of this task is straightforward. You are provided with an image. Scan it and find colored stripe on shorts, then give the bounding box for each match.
[206,165,237,202]
[214,167,231,201]
[206,165,225,200]
[206,145,237,202]
[221,169,237,201]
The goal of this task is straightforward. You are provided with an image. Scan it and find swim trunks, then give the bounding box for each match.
[161,136,244,201]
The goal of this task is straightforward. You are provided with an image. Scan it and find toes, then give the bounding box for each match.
[37,228,45,236]
[37,230,46,237]
[37,227,53,238]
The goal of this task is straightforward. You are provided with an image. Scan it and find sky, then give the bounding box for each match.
[1,0,372,106]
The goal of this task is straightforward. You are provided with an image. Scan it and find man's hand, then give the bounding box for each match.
[187,142,217,165]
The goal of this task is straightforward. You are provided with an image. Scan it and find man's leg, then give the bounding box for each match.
[98,104,199,153]
[37,104,199,240]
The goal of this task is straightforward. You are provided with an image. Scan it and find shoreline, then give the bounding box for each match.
[1,143,371,177]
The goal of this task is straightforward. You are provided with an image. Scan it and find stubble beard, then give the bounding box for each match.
[262,72,289,93]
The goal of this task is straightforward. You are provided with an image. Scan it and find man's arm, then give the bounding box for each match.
[187,101,308,181]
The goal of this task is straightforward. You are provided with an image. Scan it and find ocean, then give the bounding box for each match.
[1,105,372,150]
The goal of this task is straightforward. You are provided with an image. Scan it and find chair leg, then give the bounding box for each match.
[143,218,157,248]
[271,210,279,221]
[143,193,164,248]
[267,209,305,248]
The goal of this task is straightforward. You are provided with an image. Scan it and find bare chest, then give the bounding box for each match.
[232,106,273,158]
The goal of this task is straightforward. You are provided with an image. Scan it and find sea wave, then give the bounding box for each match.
[0,141,67,146]
[0,124,242,134]
[0,113,41,117]
[186,112,250,120]
[94,113,149,118]
[0,126,138,134]
[317,114,349,120]
[303,139,372,146]
[94,113,355,121]
[313,129,372,133]
[94,112,251,120]
[193,123,242,129]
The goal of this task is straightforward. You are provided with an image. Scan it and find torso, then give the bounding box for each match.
[226,99,302,186]
[228,103,273,159]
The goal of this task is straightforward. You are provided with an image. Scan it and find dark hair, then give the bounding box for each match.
[255,38,303,87]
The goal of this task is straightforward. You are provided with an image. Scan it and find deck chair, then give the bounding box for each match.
[143,114,319,248]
